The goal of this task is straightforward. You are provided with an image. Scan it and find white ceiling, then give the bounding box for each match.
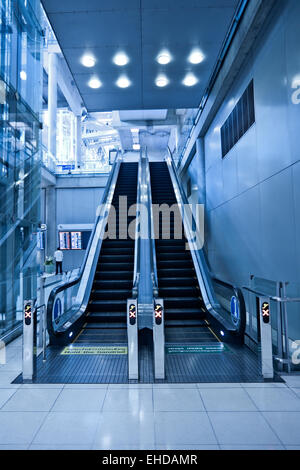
[42,0,240,112]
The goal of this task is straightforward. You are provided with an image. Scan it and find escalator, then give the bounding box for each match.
[149,162,219,345]
[74,162,138,344]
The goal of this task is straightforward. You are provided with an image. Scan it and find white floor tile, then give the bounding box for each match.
[93,412,155,448]
[0,389,17,409]
[154,412,217,446]
[64,384,107,389]
[281,375,300,388]
[153,383,197,389]
[241,382,286,388]
[29,444,92,450]
[20,384,64,389]
[33,412,100,445]
[220,445,284,450]
[0,412,47,445]
[263,412,300,446]
[153,388,205,412]
[155,444,220,450]
[245,387,300,411]
[108,383,152,389]
[197,383,242,388]
[0,444,29,450]
[103,388,153,412]
[1,388,61,412]
[208,412,281,446]
[52,388,106,412]
[200,388,257,412]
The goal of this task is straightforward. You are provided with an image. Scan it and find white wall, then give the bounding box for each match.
[184,0,300,340]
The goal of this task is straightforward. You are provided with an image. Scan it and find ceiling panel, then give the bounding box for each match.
[42,0,240,111]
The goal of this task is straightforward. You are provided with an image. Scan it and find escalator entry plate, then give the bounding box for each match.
[61,346,128,355]
[166,343,230,354]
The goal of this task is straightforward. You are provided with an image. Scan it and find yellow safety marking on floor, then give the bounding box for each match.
[61,346,128,355]
[204,319,222,343]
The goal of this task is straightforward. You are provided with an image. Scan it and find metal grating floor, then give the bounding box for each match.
[13,334,282,384]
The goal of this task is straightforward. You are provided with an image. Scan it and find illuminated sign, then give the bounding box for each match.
[71,231,82,250]
[24,300,32,326]
[59,231,70,250]
[155,304,163,325]
[261,301,270,324]
[129,304,136,325]
[230,296,240,326]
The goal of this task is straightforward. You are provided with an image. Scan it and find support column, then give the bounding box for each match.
[75,115,82,169]
[45,186,56,258]
[48,53,58,158]
[196,137,206,205]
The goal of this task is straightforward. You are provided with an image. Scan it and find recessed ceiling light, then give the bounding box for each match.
[156,50,172,65]
[116,75,131,88]
[182,73,198,87]
[155,74,169,87]
[113,52,129,66]
[81,54,96,68]
[188,49,205,64]
[133,144,140,150]
[20,70,27,80]
[88,77,102,89]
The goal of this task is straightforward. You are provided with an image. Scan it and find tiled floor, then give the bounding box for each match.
[0,336,300,450]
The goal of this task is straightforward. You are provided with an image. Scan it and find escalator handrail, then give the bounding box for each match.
[144,148,159,298]
[132,152,142,298]
[46,153,122,335]
[166,148,236,331]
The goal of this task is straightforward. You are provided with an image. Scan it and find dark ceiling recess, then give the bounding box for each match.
[42,0,240,112]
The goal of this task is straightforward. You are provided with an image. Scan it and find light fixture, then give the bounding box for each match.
[81,54,96,68]
[155,74,169,87]
[113,52,129,66]
[131,128,139,133]
[133,144,140,150]
[220,330,225,337]
[156,50,172,65]
[182,72,198,87]
[188,48,205,64]
[116,75,131,88]
[20,70,27,81]
[88,77,102,89]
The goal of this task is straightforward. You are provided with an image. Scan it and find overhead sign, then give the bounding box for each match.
[61,346,128,355]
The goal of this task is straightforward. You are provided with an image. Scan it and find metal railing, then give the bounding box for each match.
[243,281,300,374]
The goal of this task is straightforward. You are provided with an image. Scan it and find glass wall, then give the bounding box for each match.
[0,0,42,339]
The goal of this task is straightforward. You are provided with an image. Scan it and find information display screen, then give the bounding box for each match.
[59,231,91,250]
[59,231,70,250]
[71,231,82,250]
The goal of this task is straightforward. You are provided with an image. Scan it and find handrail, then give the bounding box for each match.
[243,286,300,303]
[165,148,236,332]
[144,148,159,298]
[132,151,142,298]
[46,152,122,336]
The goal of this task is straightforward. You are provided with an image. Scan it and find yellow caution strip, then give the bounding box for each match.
[61,346,128,355]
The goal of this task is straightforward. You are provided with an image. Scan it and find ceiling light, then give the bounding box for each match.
[156,50,172,65]
[116,75,131,88]
[182,73,198,87]
[188,49,205,64]
[20,70,27,81]
[81,54,96,68]
[155,74,169,87]
[133,144,140,150]
[113,52,129,66]
[88,77,102,89]
[131,128,139,133]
